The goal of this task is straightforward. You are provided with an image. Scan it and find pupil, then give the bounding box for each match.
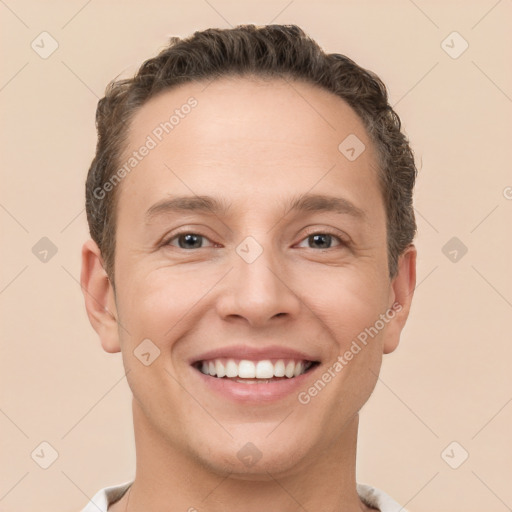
[311,234,330,249]
[180,234,202,249]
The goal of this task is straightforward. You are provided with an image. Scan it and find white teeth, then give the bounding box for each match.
[285,361,295,378]
[255,360,274,379]
[198,358,314,379]
[274,360,285,377]
[225,359,238,377]
[215,360,226,378]
[238,360,256,378]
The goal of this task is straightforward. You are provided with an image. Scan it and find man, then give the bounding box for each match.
[80,24,417,511]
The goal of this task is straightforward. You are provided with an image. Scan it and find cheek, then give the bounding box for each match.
[298,265,389,348]
[313,270,388,413]
[115,264,215,348]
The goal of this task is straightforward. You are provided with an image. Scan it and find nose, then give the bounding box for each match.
[215,242,302,328]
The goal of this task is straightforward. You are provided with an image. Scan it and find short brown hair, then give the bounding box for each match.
[86,24,417,280]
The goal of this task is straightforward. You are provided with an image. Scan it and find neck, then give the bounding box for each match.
[121,399,370,512]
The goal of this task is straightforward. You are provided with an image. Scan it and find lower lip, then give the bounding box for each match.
[193,365,320,403]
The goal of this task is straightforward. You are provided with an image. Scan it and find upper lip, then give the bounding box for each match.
[189,345,321,365]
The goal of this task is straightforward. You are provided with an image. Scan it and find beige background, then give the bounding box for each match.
[1,1,511,511]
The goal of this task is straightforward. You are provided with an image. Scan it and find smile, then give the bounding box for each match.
[194,358,319,382]
[189,345,322,402]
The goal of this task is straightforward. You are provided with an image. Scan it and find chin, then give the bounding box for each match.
[192,430,314,479]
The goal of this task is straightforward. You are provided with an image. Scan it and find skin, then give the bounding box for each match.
[81,76,416,512]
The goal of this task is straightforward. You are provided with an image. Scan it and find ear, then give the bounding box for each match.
[80,239,120,353]
[383,244,417,355]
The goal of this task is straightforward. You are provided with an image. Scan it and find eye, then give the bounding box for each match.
[163,230,346,251]
[165,232,216,250]
[296,231,346,250]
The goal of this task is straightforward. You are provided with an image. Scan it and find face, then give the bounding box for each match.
[82,77,416,477]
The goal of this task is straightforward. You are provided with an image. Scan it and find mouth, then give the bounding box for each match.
[192,358,320,384]
[189,345,322,402]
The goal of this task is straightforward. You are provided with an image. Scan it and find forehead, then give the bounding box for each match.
[128,76,372,159]
[117,76,382,222]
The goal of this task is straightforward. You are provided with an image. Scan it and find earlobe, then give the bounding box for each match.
[383,244,417,355]
[80,239,121,353]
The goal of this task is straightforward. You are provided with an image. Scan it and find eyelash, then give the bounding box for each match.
[299,227,348,249]
[162,228,348,250]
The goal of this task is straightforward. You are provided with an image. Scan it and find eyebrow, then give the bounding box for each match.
[145,193,367,222]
